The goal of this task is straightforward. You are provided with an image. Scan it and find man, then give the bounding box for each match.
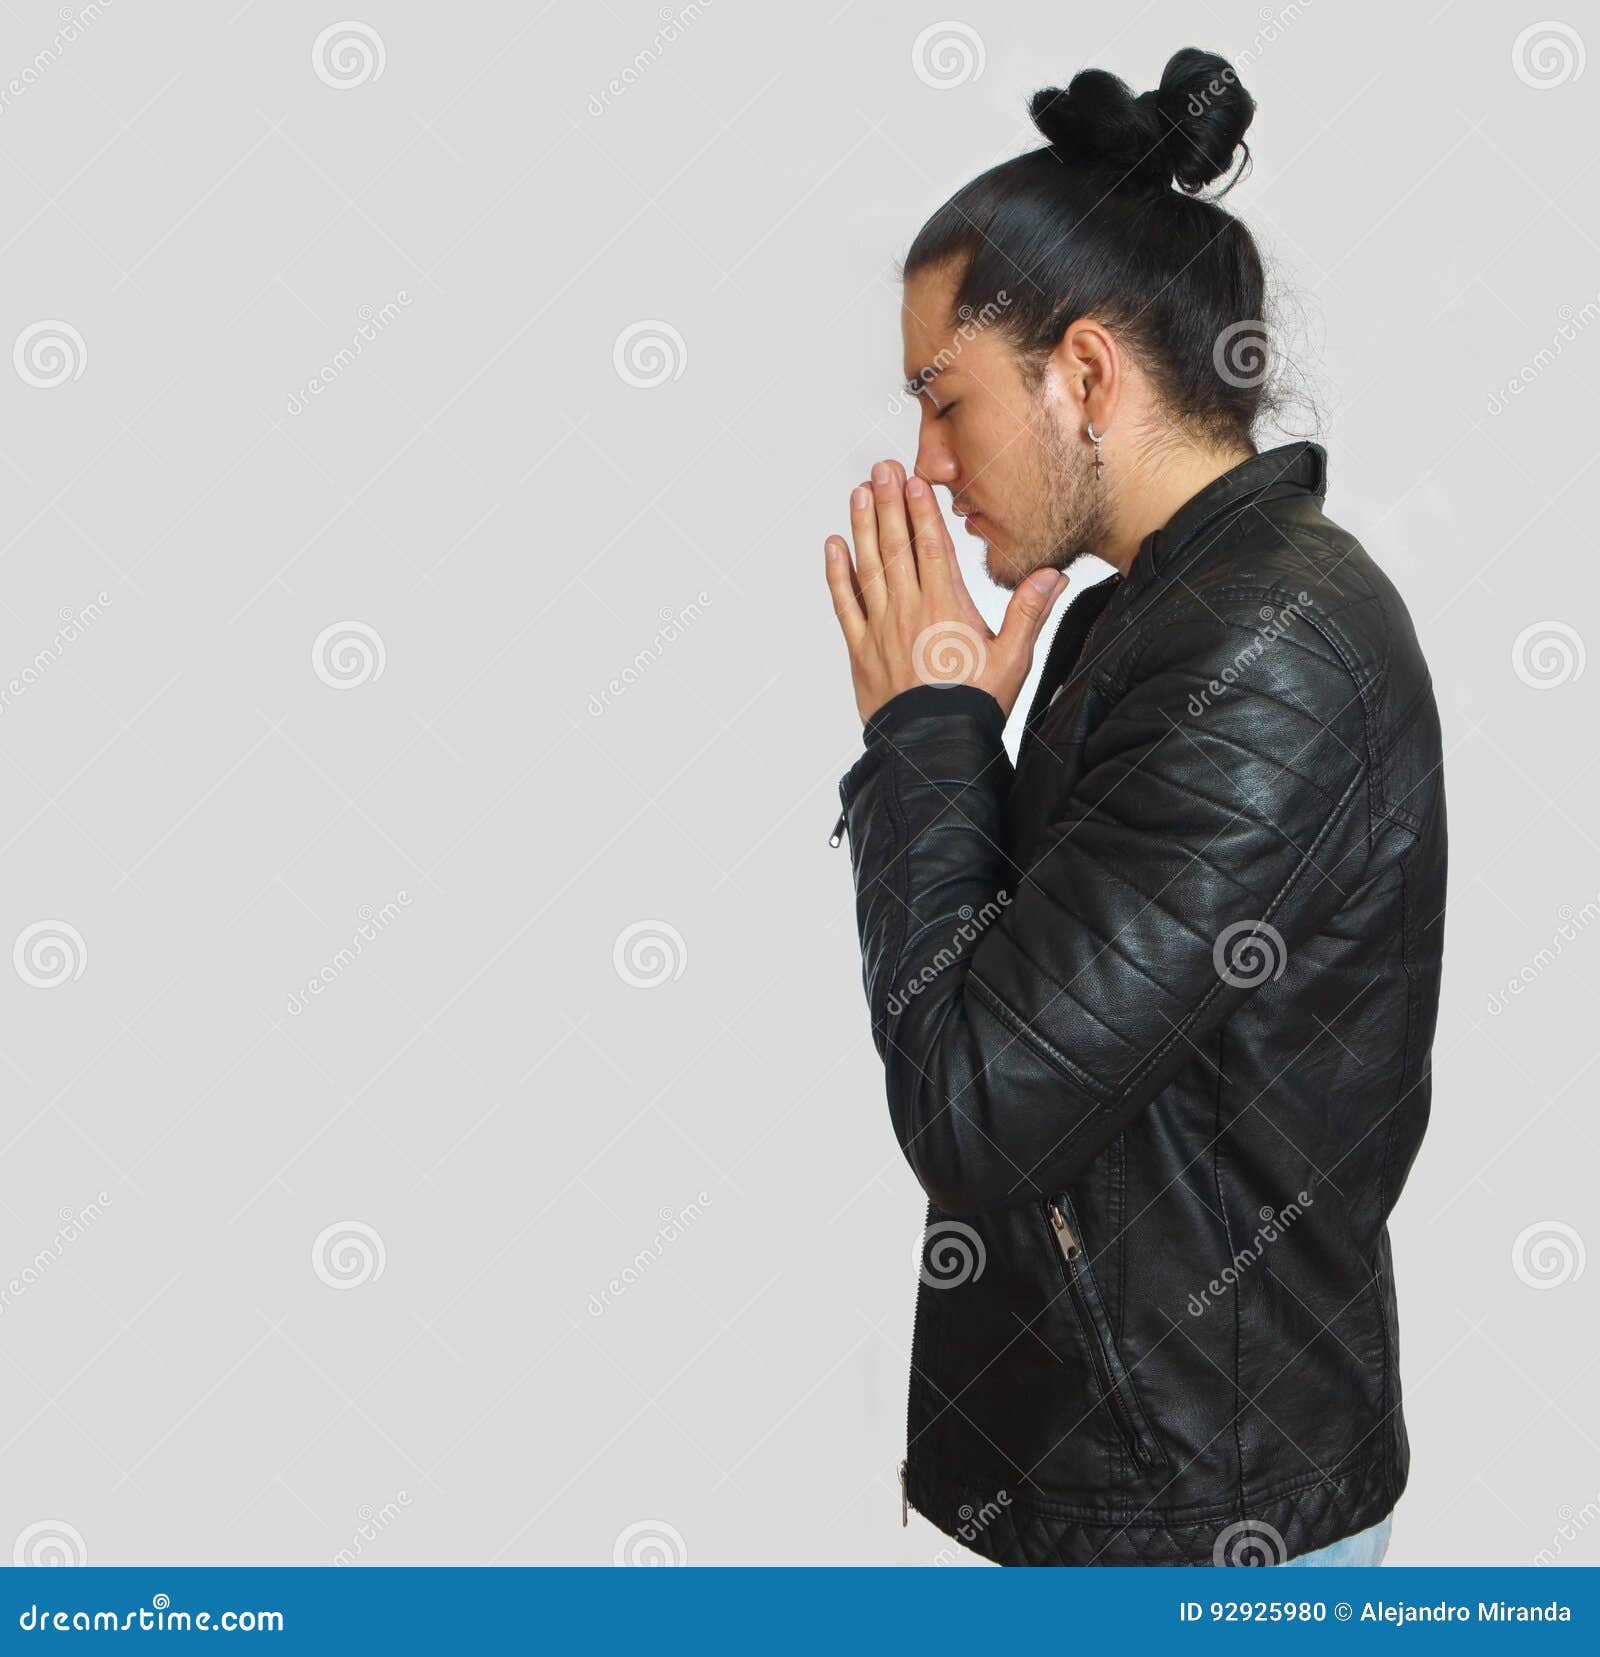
[823,49,1446,1567]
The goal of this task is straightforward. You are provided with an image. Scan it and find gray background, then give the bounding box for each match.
[0,0,1595,1568]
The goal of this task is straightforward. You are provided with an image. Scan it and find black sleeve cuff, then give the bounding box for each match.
[863,683,1005,749]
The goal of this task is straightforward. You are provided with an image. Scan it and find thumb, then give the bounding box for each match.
[997,567,1070,659]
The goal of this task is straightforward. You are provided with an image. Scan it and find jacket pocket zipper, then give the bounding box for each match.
[1047,1196,1156,1471]
[829,808,847,848]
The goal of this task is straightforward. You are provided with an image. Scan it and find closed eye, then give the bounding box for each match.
[905,380,955,420]
[915,385,956,421]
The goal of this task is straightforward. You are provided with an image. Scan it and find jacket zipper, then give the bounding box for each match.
[1047,1199,1154,1470]
[1077,579,1120,663]
[1018,571,1122,770]
[899,1200,934,1526]
[829,808,847,847]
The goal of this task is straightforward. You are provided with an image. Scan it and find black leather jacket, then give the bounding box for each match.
[836,442,1446,1566]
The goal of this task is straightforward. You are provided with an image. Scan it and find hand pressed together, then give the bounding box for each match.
[824,459,1071,726]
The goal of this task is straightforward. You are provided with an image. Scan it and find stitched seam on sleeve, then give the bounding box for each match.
[967,973,1115,1102]
[1290,610,1381,847]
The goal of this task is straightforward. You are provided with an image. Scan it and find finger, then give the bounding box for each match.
[871,459,916,603]
[913,482,988,632]
[941,528,989,635]
[824,536,868,648]
[995,567,1071,663]
[848,482,887,619]
[837,521,867,614]
[903,475,953,600]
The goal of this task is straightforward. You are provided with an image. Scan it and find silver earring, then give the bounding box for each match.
[1086,421,1105,480]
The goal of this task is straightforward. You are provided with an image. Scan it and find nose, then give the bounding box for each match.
[914,420,960,492]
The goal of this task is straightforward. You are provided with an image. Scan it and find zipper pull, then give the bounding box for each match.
[898,1458,909,1527]
[828,809,847,848]
[1048,1200,1081,1259]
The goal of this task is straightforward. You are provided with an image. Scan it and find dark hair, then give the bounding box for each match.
[902,48,1273,451]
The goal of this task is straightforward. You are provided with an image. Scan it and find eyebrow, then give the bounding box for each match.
[902,365,946,401]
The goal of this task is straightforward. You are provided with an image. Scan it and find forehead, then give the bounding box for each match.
[900,264,961,368]
[900,262,1007,379]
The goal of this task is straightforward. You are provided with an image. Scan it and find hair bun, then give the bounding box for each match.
[1028,47,1255,194]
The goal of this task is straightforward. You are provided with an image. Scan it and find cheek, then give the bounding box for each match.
[962,413,1022,487]
[954,409,998,465]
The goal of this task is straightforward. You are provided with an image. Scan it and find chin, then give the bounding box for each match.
[981,539,1031,591]
[984,556,1029,591]
[975,527,1007,574]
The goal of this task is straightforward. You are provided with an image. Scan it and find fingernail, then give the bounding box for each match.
[871,461,890,485]
[851,486,869,510]
[825,539,842,561]
[905,476,926,498]
[1031,569,1060,596]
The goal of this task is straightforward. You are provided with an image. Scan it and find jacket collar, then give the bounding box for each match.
[1118,440,1328,603]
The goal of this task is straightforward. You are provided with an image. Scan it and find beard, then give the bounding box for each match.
[982,411,1115,590]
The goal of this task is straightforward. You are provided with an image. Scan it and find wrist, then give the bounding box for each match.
[863,683,1005,749]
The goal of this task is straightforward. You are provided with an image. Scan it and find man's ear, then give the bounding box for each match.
[1045,317,1120,428]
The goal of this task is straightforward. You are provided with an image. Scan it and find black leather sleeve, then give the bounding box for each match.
[837,603,1372,1217]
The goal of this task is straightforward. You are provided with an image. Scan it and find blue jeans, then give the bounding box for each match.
[1279,1512,1392,1566]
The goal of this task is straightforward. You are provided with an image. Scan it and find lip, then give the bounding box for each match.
[961,511,986,534]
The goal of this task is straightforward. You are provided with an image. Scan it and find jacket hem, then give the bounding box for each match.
[903,1447,1405,1567]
